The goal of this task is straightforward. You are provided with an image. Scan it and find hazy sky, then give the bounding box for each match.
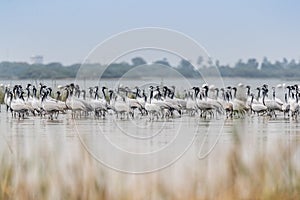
[1,0,299,65]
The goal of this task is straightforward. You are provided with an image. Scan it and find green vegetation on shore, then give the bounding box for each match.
[1,57,300,79]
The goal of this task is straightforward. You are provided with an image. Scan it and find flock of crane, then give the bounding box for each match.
[0,82,299,121]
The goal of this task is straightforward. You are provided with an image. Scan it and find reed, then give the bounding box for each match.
[0,90,4,104]
[0,131,299,200]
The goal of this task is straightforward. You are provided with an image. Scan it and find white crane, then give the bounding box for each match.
[250,93,267,116]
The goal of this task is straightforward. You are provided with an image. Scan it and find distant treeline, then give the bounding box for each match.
[0,57,300,79]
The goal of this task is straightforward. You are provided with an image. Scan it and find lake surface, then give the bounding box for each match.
[1,77,299,92]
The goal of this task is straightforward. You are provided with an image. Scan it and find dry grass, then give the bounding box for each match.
[0,130,300,200]
[0,90,4,104]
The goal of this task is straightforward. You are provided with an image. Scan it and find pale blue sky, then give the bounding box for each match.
[0,0,299,65]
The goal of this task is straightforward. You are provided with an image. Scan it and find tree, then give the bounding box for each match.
[154,58,171,67]
[246,58,259,69]
[177,59,199,77]
[131,57,146,66]
[215,60,220,68]
[197,56,203,66]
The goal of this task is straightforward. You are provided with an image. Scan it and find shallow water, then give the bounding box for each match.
[1,105,300,172]
[1,77,300,172]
